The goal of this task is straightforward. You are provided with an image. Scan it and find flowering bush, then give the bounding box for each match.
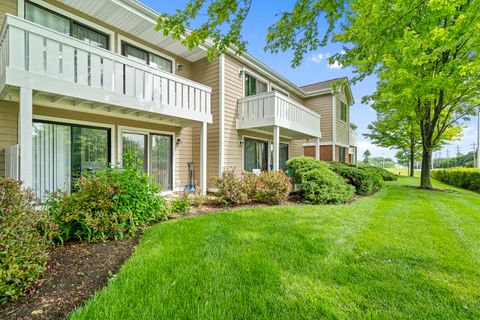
[215,168,249,205]
[255,171,291,204]
[215,169,291,205]
[0,178,54,304]
[46,153,168,242]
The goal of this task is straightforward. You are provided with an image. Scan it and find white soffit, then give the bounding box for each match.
[58,0,207,62]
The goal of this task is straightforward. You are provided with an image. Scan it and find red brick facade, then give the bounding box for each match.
[303,145,353,163]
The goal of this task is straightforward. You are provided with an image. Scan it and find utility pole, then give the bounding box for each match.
[456,144,461,157]
[472,142,477,168]
[446,149,450,168]
[477,112,480,168]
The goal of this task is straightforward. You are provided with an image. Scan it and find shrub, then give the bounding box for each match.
[255,171,291,204]
[431,168,480,192]
[46,154,168,242]
[328,162,383,195]
[359,164,398,181]
[169,192,191,214]
[215,168,249,205]
[0,178,55,304]
[286,157,355,204]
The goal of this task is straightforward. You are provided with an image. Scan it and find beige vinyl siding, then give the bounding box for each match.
[191,57,220,188]
[336,90,350,146]
[304,94,333,142]
[0,101,18,177]
[0,0,16,26]
[223,55,244,173]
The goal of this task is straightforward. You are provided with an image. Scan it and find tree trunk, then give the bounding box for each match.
[420,147,433,189]
[409,148,415,177]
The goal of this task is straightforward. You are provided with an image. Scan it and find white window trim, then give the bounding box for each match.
[23,0,115,51]
[242,67,270,98]
[32,115,116,165]
[117,126,176,191]
[117,34,176,74]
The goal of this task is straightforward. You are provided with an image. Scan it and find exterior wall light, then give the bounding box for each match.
[176,138,182,145]
[177,64,184,72]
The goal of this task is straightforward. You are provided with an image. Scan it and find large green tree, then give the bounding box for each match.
[156,0,480,188]
[364,112,422,177]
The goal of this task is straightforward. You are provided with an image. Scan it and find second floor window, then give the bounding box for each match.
[122,42,173,73]
[25,1,109,49]
[340,100,348,122]
[245,73,268,97]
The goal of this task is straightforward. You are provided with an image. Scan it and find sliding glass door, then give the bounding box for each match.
[244,138,268,171]
[32,121,110,199]
[279,143,289,171]
[121,132,173,191]
[150,134,173,190]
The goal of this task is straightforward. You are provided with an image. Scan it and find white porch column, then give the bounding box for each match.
[273,126,280,170]
[200,121,207,195]
[315,138,320,160]
[18,87,33,188]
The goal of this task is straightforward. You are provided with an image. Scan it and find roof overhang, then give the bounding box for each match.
[58,0,207,62]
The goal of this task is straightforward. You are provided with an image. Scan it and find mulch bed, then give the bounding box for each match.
[0,235,140,320]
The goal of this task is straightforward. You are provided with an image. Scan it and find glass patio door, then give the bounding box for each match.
[244,138,268,171]
[32,121,110,199]
[150,134,173,190]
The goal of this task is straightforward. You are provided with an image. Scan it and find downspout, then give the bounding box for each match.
[332,91,337,161]
[219,55,225,174]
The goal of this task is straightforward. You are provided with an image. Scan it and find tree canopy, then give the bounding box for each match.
[156,0,480,188]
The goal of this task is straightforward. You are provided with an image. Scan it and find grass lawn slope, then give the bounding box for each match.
[70,177,480,319]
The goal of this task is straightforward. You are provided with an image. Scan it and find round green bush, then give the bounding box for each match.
[329,162,383,195]
[286,157,355,204]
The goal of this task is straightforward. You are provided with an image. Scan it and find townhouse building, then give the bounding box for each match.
[0,0,356,197]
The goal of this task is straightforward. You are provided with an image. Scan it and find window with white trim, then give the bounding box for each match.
[244,73,268,96]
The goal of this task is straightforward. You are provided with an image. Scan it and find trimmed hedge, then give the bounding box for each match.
[359,164,398,181]
[286,157,355,204]
[431,168,480,192]
[328,162,383,195]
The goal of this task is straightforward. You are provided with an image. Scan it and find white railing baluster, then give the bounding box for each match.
[0,15,211,122]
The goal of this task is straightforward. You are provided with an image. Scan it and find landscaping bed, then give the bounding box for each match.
[0,236,139,320]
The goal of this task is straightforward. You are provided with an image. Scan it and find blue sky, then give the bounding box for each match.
[141,0,479,160]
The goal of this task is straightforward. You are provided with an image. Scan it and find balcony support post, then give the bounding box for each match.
[315,138,320,160]
[200,121,207,195]
[18,87,33,188]
[273,126,280,171]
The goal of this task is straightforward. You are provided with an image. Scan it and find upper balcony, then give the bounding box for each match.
[0,14,212,124]
[237,91,321,139]
[349,127,357,154]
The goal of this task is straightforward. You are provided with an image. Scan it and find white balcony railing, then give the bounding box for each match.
[0,14,212,123]
[349,127,357,148]
[237,91,321,138]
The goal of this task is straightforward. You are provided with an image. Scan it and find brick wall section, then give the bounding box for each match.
[303,145,334,161]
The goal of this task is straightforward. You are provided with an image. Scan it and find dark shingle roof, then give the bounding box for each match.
[301,77,349,93]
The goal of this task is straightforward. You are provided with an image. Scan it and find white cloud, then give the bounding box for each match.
[311,53,324,63]
[326,60,343,69]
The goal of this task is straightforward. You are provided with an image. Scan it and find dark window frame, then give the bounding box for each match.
[121,41,173,73]
[340,100,348,122]
[33,119,112,191]
[244,137,269,171]
[25,0,110,50]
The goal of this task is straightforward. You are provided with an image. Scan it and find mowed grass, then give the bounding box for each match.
[70,177,480,319]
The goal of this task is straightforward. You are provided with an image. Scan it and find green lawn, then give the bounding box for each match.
[70,177,480,319]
